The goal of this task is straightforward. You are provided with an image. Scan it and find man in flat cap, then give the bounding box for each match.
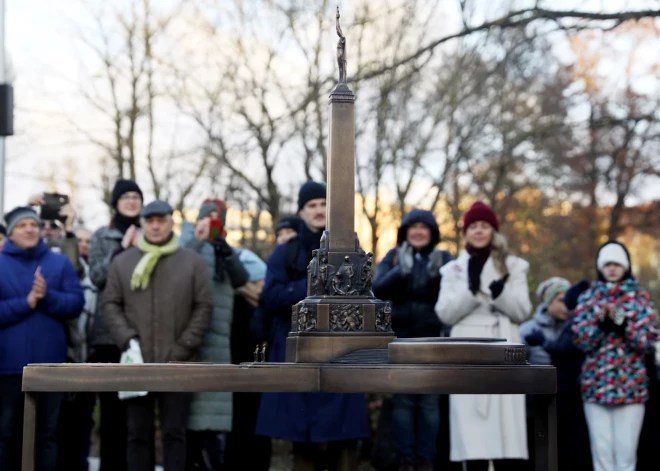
[103,200,212,471]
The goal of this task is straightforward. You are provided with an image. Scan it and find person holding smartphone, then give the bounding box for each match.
[178,198,250,469]
[88,178,143,471]
[27,193,83,277]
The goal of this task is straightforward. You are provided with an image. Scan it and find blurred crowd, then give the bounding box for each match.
[0,178,659,471]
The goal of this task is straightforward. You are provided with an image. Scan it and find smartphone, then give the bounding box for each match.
[208,219,224,243]
[40,193,69,222]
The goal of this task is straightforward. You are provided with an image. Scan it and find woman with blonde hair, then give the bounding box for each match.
[435,201,532,471]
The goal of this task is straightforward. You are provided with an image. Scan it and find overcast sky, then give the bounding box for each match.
[4,0,660,229]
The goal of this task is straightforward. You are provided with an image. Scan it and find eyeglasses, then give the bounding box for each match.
[119,194,142,202]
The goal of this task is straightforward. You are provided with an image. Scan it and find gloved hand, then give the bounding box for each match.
[467,255,482,295]
[426,250,446,277]
[213,237,234,258]
[397,242,414,275]
[489,273,510,299]
[599,315,627,336]
[525,329,546,347]
[119,338,148,400]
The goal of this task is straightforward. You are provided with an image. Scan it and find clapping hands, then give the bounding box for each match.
[489,274,510,299]
[121,225,140,249]
[27,267,47,309]
[397,242,414,275]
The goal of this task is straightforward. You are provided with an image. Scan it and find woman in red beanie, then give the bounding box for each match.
[435,201,532,471]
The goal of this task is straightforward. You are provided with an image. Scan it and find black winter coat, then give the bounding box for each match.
[545,320,585,394]
[373,248,451,338]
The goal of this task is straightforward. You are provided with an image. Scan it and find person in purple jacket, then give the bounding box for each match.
[0,207,84,471]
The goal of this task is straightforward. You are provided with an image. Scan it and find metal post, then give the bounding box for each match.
[0,0,6,216]
[22,392,37,471]
[0,138,5,216]
[534,393,558,471]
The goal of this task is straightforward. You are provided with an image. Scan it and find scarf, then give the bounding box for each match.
[113,213,141,235]
[299,222,323,263]
[465,244,491,272]
[130,233,179,291]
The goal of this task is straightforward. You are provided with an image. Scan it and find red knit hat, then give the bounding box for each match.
[462,201,499,234]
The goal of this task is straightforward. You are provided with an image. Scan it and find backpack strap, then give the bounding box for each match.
[285,237,306,281]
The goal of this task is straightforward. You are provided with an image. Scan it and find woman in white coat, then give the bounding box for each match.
[435,201,532,471]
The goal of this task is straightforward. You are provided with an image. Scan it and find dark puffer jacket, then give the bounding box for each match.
[373,209,451,338]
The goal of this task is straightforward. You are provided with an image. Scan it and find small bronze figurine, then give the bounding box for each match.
[260,344,267,363]
[336,7,347,84]
[253,344,259,363]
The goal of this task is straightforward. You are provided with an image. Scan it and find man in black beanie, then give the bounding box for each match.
[297,180,326,211]
[256,181,369,470]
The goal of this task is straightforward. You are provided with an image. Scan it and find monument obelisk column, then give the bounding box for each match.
[285,8,395,363]
[326,9,355,252]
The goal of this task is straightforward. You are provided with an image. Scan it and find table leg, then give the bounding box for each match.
[534,394,557,471]
[22,392,37,471]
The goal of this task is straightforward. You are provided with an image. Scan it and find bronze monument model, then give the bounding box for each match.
[285,9,395,363]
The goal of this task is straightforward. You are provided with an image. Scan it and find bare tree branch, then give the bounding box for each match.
[354,7,660,82]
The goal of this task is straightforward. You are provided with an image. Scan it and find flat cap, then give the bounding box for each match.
[140,200,173,218]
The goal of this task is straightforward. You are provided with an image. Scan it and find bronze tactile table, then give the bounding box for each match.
[21,362,557,471]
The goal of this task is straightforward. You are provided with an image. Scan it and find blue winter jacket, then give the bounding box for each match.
[0,240,84,375]
[519,304,566,366]
[255,223,370,443]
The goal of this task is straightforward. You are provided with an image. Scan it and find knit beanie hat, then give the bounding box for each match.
[276,216,302,233]
[200,198,228,223]
[5,206,41,235]
[198,202,219,221]
[597,241,630,272]
[111,179,143,209]
[462,201,499,234]
[536,277,571,307]
[298,181,326,211]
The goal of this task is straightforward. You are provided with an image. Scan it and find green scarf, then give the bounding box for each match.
[130,233,180,291]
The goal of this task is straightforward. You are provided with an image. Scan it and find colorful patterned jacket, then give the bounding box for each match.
[572,278,659,405]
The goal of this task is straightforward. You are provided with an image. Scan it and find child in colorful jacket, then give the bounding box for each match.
[572,241,659,471]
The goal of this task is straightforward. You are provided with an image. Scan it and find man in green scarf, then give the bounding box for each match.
[103,200,212,471]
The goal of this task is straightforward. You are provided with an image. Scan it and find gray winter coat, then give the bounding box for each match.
[88,226,124,346]
[179,222,249,432]
[519,304,566,365]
